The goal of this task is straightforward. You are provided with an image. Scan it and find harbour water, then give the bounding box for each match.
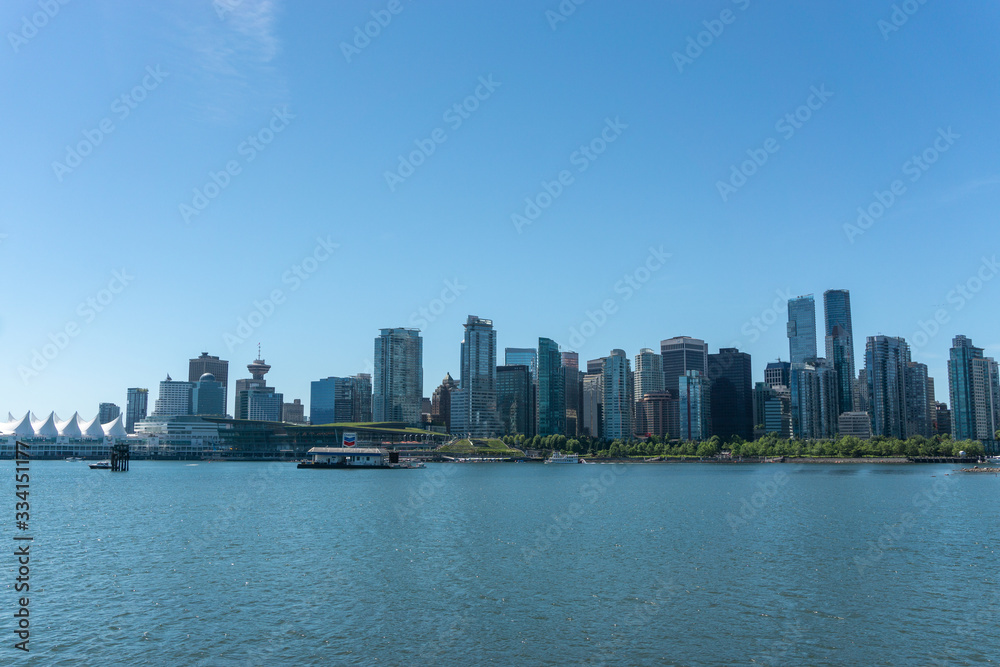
[4,460,999,665]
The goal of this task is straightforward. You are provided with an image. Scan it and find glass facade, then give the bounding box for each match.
[373,328,423,424]
[824,290,856,415]
[496,364,531,436]
[602,350,633,440]
[678,370,710,441]
[787,295,817,364]
[661,337,707,400]
[707,348,753,441]
[865,336,909,438]
[537,338,565,436]
[454,316,501,438]
[948,335,1000,441]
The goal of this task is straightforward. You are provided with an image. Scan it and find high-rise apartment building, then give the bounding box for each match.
[98,402,121,424]
[790,359,839,439]
[125,388,149,434]
[537,338,565,436]
[948,335,1000,442]
[708,348,753,442]
[153,375,193,417]
[679,370,710,441]
[582,372,602,438]
[823,290,856,415]
[634,348,665,435]
[431,373,458,432]
[601,350,633,440]
[373,328,423,424]
[865,336,910,439]
[787,295,817,364]
[904,361,932,438]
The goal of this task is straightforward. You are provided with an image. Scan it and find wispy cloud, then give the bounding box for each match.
[173,0,287,122]
[938,174,1000,204]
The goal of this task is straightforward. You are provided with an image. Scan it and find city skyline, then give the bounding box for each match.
[3,2,999,419]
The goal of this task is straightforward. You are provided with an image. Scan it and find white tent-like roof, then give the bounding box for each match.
[81,415,107,439]
[1,412,35,437]
[34,412,60,438]
[56,412,84,438]
[103,414,127,438]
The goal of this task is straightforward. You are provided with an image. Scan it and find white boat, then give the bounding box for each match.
[89,460,111,470]
[545,452,580,464]
[65,457,85,462]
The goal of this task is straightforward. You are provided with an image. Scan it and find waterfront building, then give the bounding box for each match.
[935,402,952,437]
[563,364,582,437]
[824,290,856,415]
[636,391,676,439]
[905,361,932,438]
[189,352,229,414]
[790,358,839,439]
[678,370,710,441]
[497,364,532,436]
[708,348,753,442]
[191,373,226,417]
[98,402,121,424]
[927,377,937,433]
[373,328,423,424]
[153,375,193,417]
[451,316,501,438]
[537,338,565,436]
[787,295,817,364]
[948,335,1000,441]
[234,357,283,422]
[838,411,872,439]
[764,361,791,389]
[865,336,910,439]
[634,348,664,435]
[125,388,149,434]
[505,347,538,382]
[430,372,458,432]
[760,383,792,438]
[582,372,602,438]
[661,336,707,400]
[311,377,355,425]
[282,399,306,424]
[601,350,633,440]
[351,374,373,422]
[587,357,607,375]
[854,369,869,414]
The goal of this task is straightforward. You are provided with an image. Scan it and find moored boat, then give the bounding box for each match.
[545,451,580,464]
[89,460,111,470]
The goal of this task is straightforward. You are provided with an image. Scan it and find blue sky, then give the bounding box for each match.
[2,0,998,419]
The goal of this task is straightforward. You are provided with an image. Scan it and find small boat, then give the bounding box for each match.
[65,457,85,462]
[89,460,111,470]
[545,452,580,464]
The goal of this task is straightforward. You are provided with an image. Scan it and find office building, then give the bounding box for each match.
[935,402,952,437]
[790,359,839,439]
[234,357,283,422]
[191,373,226,417]
[431,372,458,432]
[497,364,532,436]
[563,358,582,437]
[373,328,423,424]
[753,382,791,438]
[582,372,602,438]
[634,348,665,435]
[824,290,856,415]
[282,399,306,424]
[189,352,229,414]
[125,388,149,434]
[764,361,791,389]
[601,350,633,440]
[787,295,817,364]
[661,336,708,399]
[451,316,501,438]
[537,338,565,436]
[678,370,710,441]
[708,348,753,442]
[838,411,872,439]
[637,391,676,439]
[505,348,538,382]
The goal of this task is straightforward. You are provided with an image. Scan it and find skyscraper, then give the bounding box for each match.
[310,377,355,425]
[505,348,538,382]
[789,359,838,439]
[537,338,565,436]
[125,387,148,434]
[234,357,283,422]
[351,374,373,423]
[601,350,633,439]
[496,364,531,436]
[562,353,582,437]
[153,375,193,417]
[787,295,817,364]
[904,361,932,438]
[451,316,501,438]
[282,399,306,424]
[661,336,707,399]
[708,348,753,442]
[866,336,910,439]
[823,289,856,415]
[679,370,710,441]
[764,361,791,388]
[373,328,423,424]
[431,372,458,432]
[634,348,665,435]
[582,372,602,438]
[189,352,229,414]
[948,335,1000,442]
[191,373,226,416]
[98,402,121,424]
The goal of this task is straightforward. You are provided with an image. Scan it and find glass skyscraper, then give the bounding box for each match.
[823,289,856,415]
[633,348,664,435]
[678,370,710,441]
[125,387,149,434]
[787,295,817,365]
[537,337,565,436]
[452,316,501,438]
[707,348,753,441]
[505,347,537,383]
[601,350,633,440]
[948,335,1000,442]
[373,328,423,424]
[865,336,910,438]
[661,336,707,399]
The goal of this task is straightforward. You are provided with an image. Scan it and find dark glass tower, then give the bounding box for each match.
[823,290,856,415]
[537,337,565,436]
[708,348,753,441]
[787,295,817,365]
